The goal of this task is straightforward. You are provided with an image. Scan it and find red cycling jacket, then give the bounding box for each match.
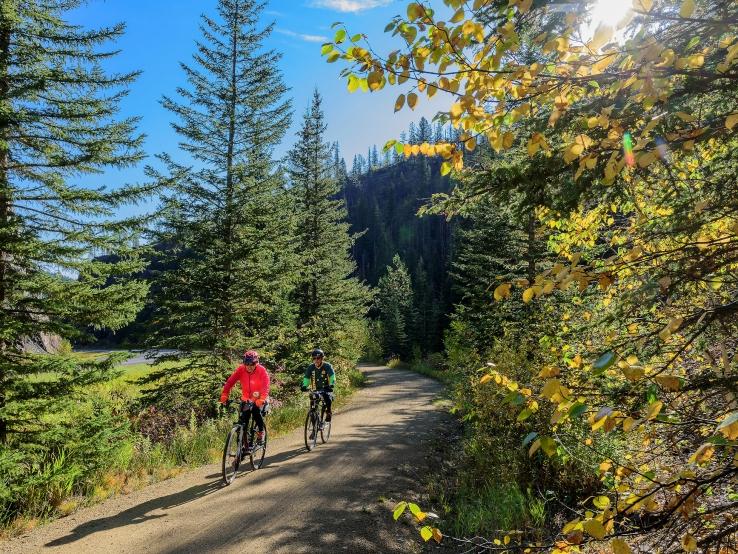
[220,363,270,405]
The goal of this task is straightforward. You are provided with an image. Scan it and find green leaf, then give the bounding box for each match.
[394,142,404,155]
[440,161,452,176]
[686,36,700,50]
[522,431,538,447]
[420,526,433,541]
[517,407,533,422]
[592,351,615,375]
[334,29,347,44]
[408,502,422,516]
[347,75,359,93]
[540,436,557,456]
[351,33,362,42]
[568,402,588,419]
[393,501,408,520]
[321,43,333,55]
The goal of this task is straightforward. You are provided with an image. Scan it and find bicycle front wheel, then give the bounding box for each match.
[222,425,242,485]
[250,423,268,470]
[304,410,318,451]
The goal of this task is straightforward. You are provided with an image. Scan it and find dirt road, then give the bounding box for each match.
[3,364,445,553]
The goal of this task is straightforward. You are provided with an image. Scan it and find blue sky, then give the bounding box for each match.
[68,0,444,203]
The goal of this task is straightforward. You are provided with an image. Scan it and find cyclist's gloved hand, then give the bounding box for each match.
[301,385,308,392]
[324,385,333,393]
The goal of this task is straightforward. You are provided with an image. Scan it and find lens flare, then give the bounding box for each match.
[656,137,671,164]
[623,132,635,166]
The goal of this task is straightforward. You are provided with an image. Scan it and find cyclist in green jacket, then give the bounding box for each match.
[301,348,335,421]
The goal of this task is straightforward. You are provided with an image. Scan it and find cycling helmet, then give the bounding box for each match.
[311,348,324,359]
[243,350,259,364]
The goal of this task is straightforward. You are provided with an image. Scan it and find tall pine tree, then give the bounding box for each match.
[286,90,369,364]
[375,255,414,358]
[0,1,149,439]
[143,0,295,407]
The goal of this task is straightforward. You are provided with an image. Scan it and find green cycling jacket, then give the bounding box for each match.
[302,362,336,390]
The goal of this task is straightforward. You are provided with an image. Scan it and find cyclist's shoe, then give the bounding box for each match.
[256,431,265,445]
[325,411,332,422]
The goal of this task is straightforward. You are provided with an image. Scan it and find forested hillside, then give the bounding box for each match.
[344,125,454,354]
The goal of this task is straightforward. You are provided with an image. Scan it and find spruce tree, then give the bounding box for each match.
[143,0,295,407]
[286,90,369,363]
[375,255,413,358]
[0,1,149,447]
[449,199,532,354]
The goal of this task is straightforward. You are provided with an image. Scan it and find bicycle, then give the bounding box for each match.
[304,390,332,451]
[221,400,269,485]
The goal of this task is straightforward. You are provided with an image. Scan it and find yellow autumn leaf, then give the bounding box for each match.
[622,416,637,432]
[541,378,561,399]
[394,94,405,112]
[689,443,715,465]
[612,538,633,554]
[583,518,606,540]
[655,375,681,391]
[494,283,512,301]
[589,24,613,51]
[522,287,535,303]
[726,113,738,130]
[680,0,695,17]
[623,367,645,382]
[682,533,697,552]
[646,400,663,421]
[407,92,418,110]
[638,151,657,168]
[479,374,493,384]
[517,0,532,13]
[676,111,696,122]
[633,0,653,12]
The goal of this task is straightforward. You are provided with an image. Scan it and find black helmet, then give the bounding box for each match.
[311,348,324,359]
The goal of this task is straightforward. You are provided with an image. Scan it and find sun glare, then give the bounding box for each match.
[583,0,634,45]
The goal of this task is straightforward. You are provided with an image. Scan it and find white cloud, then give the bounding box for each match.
[276,29,329,43]
[310,0,393,12]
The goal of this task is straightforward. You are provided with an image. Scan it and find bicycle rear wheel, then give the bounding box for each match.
[304,410,318,451]
[250,422,268,469]
[320,405,331,443]
[222,425,242,485]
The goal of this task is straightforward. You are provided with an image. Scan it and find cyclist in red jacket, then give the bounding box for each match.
[220,350,270,444]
